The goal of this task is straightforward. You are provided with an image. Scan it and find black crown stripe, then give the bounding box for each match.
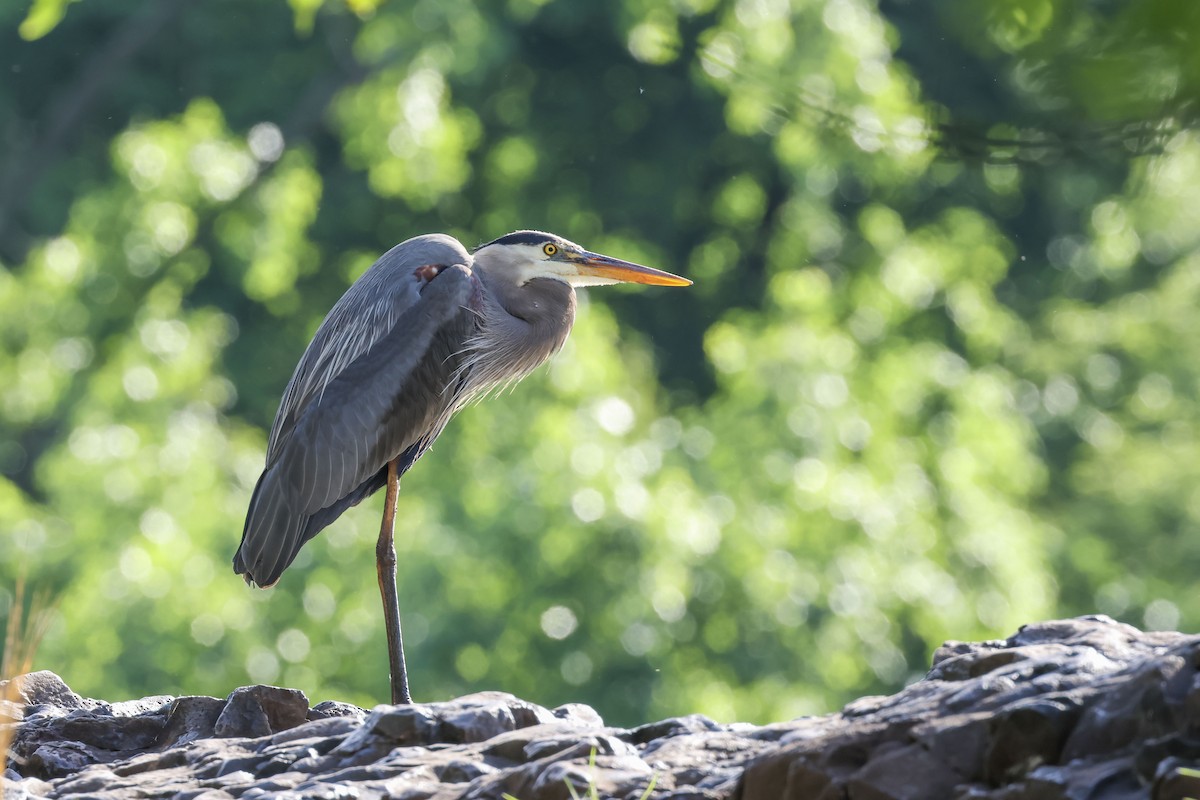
[475,230,557,250]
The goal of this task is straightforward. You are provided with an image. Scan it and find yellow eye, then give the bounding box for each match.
[543,243,558,257]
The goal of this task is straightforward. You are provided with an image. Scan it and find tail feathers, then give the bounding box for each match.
[234,472,307,589]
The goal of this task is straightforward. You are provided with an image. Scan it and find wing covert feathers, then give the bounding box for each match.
[234,264,473,588]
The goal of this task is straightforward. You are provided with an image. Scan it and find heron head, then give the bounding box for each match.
[472,230,691,289]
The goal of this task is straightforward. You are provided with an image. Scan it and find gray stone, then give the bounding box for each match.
[215,768,258,785]
[0,775,53,800]
[363,704,441,745]
[440,692,558,742]
[847,741,964,800]
[159,695,225,748]
[309,700,366,722]
[524,732,636,762]
[479,721,577,763]
[49,766,120,793]
[10,618,1200,799]
[1,671,88,710]
[214,684,309,738]
[25,741,94,777]
[983,697,1081,782]
[433,758,495,783]
[550,703,605,727]
[109,696,174,717]
[1152,758,1200,800]
[530,753,654,800]
[269,714,363,746]
[629,714,720,747]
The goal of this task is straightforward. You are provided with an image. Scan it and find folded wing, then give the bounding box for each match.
[235,253,474,587]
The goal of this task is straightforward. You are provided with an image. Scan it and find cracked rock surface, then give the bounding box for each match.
[5,617,1200,799]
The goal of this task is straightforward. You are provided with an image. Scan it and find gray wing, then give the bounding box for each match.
[267,233,469,463]
[235,239,474,587]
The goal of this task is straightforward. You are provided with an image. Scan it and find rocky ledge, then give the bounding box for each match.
[4,617,1200,799]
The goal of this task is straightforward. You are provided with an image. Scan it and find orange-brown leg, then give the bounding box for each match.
[375,457,411,704]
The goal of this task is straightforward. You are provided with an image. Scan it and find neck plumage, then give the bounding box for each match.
[452,274,576,405]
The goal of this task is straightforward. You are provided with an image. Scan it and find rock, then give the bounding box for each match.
[983,697,1081,782]
[631,713,721,744]
[359,703,440,745]
[159,695,225,748]
[213,685,309,738]
[1,672,88,710]
[6,617,1200,799]
[24,741,95,778]
[741,615,1200,799]
[1,774,53,800]
[439,692,558,742]
[308,701,365,722]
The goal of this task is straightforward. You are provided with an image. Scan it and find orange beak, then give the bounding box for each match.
[569,251,693,287]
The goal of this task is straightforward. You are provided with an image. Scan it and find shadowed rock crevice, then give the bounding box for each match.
[4,617,1200,799]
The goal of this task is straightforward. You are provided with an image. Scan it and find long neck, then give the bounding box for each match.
[457,274,576,400]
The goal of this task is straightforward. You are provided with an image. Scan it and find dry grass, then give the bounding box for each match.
[1,574,54,796]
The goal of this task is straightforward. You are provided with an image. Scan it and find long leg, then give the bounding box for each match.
[376,457,412,704]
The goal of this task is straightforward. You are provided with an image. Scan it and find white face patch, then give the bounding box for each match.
[473,230,690,298]
[522,257,624,288]
[484,242,621,288]
[560,272,624,288]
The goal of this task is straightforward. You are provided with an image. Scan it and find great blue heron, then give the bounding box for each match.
[234,230,690,703]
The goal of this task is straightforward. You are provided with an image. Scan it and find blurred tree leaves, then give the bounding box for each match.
[3,0,1200,727]
[17,0,77,41]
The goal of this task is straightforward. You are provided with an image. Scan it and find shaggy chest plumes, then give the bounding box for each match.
[452,272,576,405]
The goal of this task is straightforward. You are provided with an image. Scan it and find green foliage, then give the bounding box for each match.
[17,0,78,40]
[1,0,1199,728]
